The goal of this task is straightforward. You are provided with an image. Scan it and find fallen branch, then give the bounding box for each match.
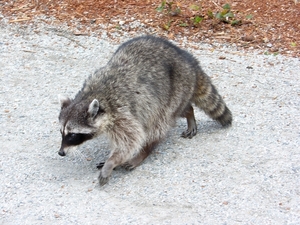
[9,18,31,23]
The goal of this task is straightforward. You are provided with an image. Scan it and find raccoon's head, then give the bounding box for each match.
[58,95,105,156]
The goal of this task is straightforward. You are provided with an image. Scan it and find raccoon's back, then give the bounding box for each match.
[107,36,198,116]
[110,36,199,73]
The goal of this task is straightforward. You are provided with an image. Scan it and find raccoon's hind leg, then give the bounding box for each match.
[181,103,197,139]
[124,140,159,170]
[192,75,232,126]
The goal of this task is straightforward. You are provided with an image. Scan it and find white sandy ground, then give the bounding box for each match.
[0,17,299,225]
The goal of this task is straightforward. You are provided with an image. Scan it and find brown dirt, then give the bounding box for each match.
[1,0,299,57]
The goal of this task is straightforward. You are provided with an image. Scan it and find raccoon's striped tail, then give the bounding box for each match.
[192,74,232,126]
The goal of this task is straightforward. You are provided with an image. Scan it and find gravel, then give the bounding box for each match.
[0,17,299,225]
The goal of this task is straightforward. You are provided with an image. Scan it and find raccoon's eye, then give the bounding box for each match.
[68,133,78,140]
[70,133,76,138]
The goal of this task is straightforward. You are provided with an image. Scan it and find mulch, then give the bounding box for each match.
[1,0,299,57]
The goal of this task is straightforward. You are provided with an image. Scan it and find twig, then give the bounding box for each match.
[214,36,232,39]
[11,7,30,12]
[209,0,223,10]
[9,18,31,23]
[22,50,37,53]
[55,32,86,49]
[11,4,30,11]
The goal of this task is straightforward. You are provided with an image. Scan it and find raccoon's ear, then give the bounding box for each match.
[88,99,100,118]
[59,95,71,109]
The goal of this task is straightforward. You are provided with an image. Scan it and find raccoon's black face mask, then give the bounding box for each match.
[59,132,94,156]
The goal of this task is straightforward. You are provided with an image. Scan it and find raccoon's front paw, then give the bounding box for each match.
[181,128,197,139]
[96,162,105,169]
[98,171,109,186]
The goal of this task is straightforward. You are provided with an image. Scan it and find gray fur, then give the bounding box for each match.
[58,35,232,186]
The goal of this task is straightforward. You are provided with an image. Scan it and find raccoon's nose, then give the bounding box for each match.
[58,148,66,156]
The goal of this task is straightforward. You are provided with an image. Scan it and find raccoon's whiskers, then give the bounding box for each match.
[71,147,89,169]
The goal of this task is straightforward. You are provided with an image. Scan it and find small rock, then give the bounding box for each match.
[270,47,279,52]
[119,21,125,25]
[263,37,269,43]
[266,43,273,48]
[241,35,254,42]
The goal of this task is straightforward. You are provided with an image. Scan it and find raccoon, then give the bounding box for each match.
[58,35,232,186]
